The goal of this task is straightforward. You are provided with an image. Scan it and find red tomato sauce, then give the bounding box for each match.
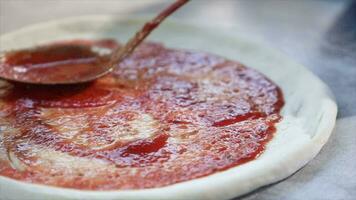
[0,39,284,190]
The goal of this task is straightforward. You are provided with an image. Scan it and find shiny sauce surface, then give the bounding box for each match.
[0,39,284,190]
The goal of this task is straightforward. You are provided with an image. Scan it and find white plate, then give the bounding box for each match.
[0,16,337,200]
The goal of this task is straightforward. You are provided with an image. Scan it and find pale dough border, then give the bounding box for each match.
[0,16,337,200]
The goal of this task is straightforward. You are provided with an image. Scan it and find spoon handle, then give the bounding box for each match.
[109,0,189,67]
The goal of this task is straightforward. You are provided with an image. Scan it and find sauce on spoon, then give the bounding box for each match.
[0,39,117,84]
[0,0,189,84]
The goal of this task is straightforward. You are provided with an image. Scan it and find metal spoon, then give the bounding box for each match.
[0,0,189,84]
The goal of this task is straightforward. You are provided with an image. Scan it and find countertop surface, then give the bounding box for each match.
[1,0,355,199]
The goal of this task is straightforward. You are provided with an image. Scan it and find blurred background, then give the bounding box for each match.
[1,0,355,199]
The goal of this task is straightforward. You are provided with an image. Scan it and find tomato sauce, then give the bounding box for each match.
[0,39,284,190]
[0,39,118,83]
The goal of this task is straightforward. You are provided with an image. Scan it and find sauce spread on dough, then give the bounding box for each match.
[0,39,284,190]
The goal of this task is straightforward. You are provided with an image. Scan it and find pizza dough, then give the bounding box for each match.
[0,16,337,200]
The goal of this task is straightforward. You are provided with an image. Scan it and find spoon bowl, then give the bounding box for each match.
[0,0,189,84]
[0,42,114,84]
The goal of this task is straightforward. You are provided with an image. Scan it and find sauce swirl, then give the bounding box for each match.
[0,39,284,190]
